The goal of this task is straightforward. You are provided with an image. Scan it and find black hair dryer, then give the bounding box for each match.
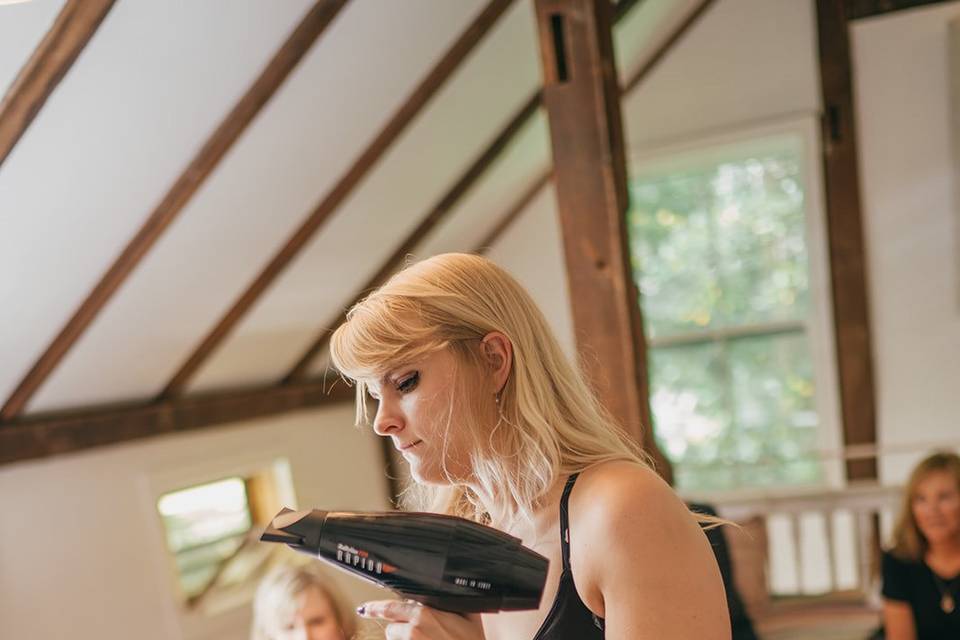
[260,508,548,613]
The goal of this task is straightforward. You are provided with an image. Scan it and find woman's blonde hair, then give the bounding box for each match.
[251,563,356,640]
[329,252,653,524]
[891,451,960,562]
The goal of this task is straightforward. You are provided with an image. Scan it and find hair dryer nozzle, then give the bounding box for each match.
[259,508,548,613]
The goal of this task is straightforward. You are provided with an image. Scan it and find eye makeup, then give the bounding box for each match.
[396,371,420,393]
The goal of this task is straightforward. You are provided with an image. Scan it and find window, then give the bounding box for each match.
[627,123,838,494]
[155,459,294,610]
[158,477,253,601]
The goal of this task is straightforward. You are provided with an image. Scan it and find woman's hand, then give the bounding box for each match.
[357,600,485,640]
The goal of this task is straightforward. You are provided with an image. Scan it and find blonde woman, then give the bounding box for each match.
[251,563,357,640]
[329,253,729,640]
[882,452,960,640]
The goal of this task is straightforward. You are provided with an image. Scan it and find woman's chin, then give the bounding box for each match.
[922,526,960,546]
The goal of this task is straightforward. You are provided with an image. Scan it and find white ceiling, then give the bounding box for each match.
[1,0,701,415]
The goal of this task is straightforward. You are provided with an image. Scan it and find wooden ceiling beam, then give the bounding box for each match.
[475,0,715,251]
[844,0,951,20]
[161,0,517,398]
[0,379,354,467]
[282,91,542,382]
[280,0,652,381]
[0,0,116,170]
[816,0,879,481]
[470,0,713,252]
[532,0,670,472]
[0,0,349,421]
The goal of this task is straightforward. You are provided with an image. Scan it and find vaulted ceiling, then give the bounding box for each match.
[0,0,917,465]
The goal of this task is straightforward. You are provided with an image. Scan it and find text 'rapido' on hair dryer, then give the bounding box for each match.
[260,508,548,613]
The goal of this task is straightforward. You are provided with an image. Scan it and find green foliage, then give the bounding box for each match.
[628,150,821,492]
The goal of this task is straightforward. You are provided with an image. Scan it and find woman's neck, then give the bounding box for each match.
[477,475,570,542]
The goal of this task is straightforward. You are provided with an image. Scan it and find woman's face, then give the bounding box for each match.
[276,585,344,640]
[368,348,486,485]
[912,470,960,547]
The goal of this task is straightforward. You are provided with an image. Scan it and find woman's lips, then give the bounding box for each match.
[398,440,422,452]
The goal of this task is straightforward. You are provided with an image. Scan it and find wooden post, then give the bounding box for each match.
[533,0,670,478]
[816,0,878,481]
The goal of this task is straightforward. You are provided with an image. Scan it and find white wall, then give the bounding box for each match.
[850,2,960,483]
[0,406,388,640]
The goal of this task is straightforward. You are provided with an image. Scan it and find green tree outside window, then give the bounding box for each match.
[628,143,822,493]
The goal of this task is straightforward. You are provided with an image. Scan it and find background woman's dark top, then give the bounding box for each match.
[689,502,759,640]
[882,551,960,639]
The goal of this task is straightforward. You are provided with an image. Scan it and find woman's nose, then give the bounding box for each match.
[372,401,404,436]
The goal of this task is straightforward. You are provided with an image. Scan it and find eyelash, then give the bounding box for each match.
[367,372,419,400]
[397,372,419,393]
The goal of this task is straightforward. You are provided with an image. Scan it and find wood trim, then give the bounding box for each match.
[162,0,516,398]
[622,0,716,94]
[533,0,670,475]
[0,0,116,170]
[0,380,354,466]
[0,0,349,421]
[282,91,542,382]
[472,169,553,252]
[816,0,878,481]
[844,0,950,20]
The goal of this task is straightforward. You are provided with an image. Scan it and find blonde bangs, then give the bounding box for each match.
[329,285,461,425]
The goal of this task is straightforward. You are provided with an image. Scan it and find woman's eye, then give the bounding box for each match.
[397,372,419,393]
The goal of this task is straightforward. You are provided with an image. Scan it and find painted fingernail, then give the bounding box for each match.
[355,604,366,617]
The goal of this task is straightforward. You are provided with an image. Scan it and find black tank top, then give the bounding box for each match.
[530,473,605,640]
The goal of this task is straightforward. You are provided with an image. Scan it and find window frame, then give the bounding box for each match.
[628,113,846,498]
[140,450,297,638]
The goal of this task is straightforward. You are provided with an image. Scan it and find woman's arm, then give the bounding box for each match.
[882,599,917,640]
[572,463,731,640]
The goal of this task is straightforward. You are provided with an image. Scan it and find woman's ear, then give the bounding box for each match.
[480,331,513,393]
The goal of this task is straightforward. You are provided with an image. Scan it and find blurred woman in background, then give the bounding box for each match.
[882,451,960,639]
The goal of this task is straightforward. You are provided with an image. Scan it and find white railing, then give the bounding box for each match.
[696,484,902,600]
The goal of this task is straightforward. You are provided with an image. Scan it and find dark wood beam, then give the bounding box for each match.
[844,0,950,20]
[816,0,878,481]
[0,380,354,467]
[161,0,516,398]
[0,0,116,170]
[283,91,542,382]
[282,0,651,381]
[533,0,670,476]
[622,0,716,94]
[474,0,712,251]
[0,0,349,421]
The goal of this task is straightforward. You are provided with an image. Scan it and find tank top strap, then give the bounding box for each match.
[559,472,580,572]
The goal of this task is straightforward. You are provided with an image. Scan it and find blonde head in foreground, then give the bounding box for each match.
[251,563,356,640]
[329,252,651,525]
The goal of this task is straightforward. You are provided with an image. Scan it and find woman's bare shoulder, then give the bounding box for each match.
[569,461,730,637]
[573,460,687,522]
